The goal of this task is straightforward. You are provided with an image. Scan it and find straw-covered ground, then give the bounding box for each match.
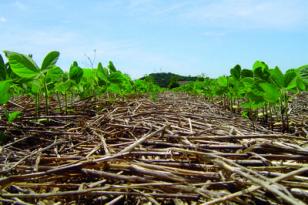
[0,92,307,205]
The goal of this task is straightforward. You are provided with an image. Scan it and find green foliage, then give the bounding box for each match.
[176,60,307,132]
[4,50,61,116]
[0,54,7,80]
[269,67,284,88]
[134,79,162,94]
[241,69,253,78]
[259,82,280,103]
[4,50,61,81]
[7,111,22,123]
[41,51,60,71]
[2,50,306,133]
[107,61,117,73]
[0,50,165,134]
[253,60,268,71]
[298,65,308,84]
[46,66,64,84]
[167,75,180,89]
[4,51,39,79]
[230,64,241,80]
[217,76,228,87]
[69,63,83,84]
[0,80,11,104]
[141,72,200,88]
[284,69,298,90]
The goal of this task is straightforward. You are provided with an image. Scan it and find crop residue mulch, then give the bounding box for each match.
[0,92,308,205]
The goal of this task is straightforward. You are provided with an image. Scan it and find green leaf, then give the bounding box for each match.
[72,61,78,67]
[230,65,241,79]
[109,71,126,85]
[253,60,268,71]
[298,65,308,84]
[107,83,121,93]
[69,64,83,83]
[107,61,117,73]
[29,79,41,94]
[286,78,297,90]
[0,80,11,104]
[97,62,103,70]
[259,82,280,103]
[217,76,228,87]
[0,54,6,80]
[239,78,254,95]
[241,111,249,118]
[55,80,75,93]
[97,66,109,85]
[0,54,4,66]
[4,51,39,79]
[284,69,298,90]
[270,66,284,88]
[241,69,253,78]
[296,77,306,91]
[253,67,270,81]
[41,51,60,70]
[46,66,64,83]
[7,111,22,123]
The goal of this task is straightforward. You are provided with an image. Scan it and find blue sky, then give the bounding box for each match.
[0,0,308,78]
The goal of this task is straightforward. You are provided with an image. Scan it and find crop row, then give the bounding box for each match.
[176,61,308,132]
[0,51,161,122]
[1,50,307,132]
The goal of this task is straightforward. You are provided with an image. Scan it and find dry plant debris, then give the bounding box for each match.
[0,92,308,205]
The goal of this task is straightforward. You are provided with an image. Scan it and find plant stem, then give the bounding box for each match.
[64,93,68,115]
[280,97,285,132]
[56,92,62,113]
[43,78,49,116]
[35,93,40,118]
[269,105,273,131]
[284,93,289,132]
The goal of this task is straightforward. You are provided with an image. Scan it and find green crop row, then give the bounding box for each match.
[0,51,162,121]
[1,50,307,132]
[176,61,307,132]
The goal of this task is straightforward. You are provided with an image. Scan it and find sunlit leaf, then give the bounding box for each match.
[260,82,280,103]
[253,60,268,71]
[4,51,39,79]
[7,111,22,123]
[46,66,64,83]
[0,80,11,104]
[0,54,6,80]
[41,51,60,71]
[269,66,284,88]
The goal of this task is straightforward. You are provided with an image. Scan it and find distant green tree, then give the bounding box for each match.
[140,72,198,88]
[168,75,180,88]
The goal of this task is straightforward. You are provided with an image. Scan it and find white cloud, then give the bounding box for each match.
[123,0,188,17]
[2,0,306,78]
[182,0,308,29]
[0,17,7,23]
[99,0,308,29]
[202,31,226,37]
[127,0,154,9]
[14,1,27,10]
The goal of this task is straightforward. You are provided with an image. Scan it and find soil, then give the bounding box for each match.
[0,92,307,204]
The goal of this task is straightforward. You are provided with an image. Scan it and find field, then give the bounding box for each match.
[0,51,308,204]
